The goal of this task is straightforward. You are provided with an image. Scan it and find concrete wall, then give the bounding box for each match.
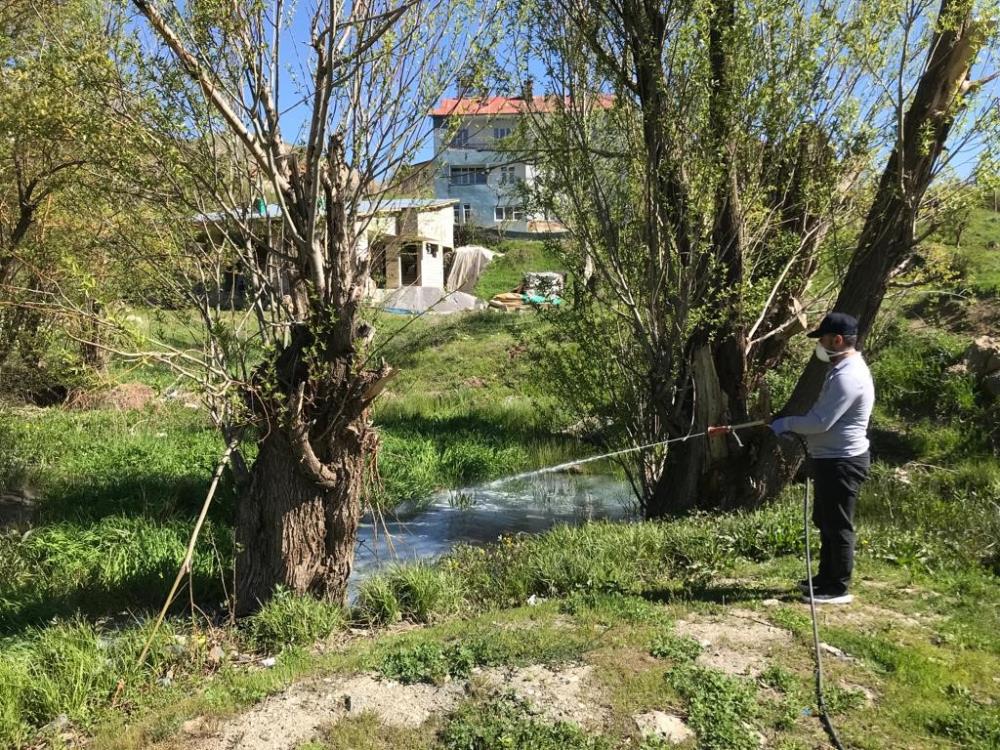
[432,115,565,233]
[377,205,451,289]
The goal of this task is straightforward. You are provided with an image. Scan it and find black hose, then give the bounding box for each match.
[792,434,847,750]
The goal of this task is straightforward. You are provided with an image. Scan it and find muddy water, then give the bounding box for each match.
[352,473,633,583]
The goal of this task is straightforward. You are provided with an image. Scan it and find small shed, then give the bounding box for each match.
[192,197,457,300]
[360,198,456,289]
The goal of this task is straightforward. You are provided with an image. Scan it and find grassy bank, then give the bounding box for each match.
[66,498,1000,750]
[1,222,999,747]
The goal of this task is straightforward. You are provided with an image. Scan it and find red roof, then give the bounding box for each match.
[431,94,614,117]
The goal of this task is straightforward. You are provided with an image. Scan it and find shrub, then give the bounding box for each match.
[441,695,611,750]
[354,576,402,626]
[243,587,344,652]
[372,641,474,685]
[669,664,760,750]
[381,563,464,623]
[649,631,702,662]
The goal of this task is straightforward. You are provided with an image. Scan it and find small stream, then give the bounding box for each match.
[352,473,634,583]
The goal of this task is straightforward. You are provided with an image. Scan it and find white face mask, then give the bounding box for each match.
[814,342,839,362]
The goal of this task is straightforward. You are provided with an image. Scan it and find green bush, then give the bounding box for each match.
[243,587,344,653]
[354,576,402,626]
[372,641,474,685]
[441,695,610,750]
[649,631,702,662]
[380,563,464,623]
[669,664,760,750]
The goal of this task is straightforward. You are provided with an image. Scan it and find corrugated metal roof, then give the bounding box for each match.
[430,94,614,117]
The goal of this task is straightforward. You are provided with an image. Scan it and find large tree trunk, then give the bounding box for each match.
[744,0,986,504]
[234,322,388,616]
[235,420,368,614]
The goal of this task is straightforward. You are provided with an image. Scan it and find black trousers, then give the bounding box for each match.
[810,452,870,595]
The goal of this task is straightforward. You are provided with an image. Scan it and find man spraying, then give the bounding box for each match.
[770,312,875,605]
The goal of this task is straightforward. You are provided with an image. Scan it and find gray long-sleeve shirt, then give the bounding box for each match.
[771,353,875,458]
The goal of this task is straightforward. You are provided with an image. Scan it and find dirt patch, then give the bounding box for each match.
[178,662,608,750]
[478,663,610,730]
[829,603,929,630]
[66,383,156,411]
[183,675,465,750]
[676,608,793,677]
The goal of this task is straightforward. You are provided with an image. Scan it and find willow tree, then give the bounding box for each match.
[0,0,141,385]
[750,0,1000,499]
[521,0,998,515]
[128,0,499,612]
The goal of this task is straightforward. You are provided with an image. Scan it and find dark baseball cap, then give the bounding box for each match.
[806,312,859,338]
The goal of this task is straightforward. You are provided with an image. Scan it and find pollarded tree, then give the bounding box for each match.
[749,0,1000,500]
[127,0,500,612]
[520,0,997,515]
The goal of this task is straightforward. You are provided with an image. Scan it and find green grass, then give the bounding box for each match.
[473,241,565,300]
[441,696,610,750]
[2,220,999,747]
[20,516,993,750]
[949,207,1000,295]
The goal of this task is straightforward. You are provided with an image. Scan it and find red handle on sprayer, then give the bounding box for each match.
[706,419,767,437]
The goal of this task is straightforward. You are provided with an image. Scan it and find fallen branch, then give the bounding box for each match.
[134,437,238,670]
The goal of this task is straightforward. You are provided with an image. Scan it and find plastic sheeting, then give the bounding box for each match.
[379,286,487,315]
[446,245,497,293]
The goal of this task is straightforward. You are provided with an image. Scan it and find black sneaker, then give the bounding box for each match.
[797,576,826,593]
[801,589,854,605]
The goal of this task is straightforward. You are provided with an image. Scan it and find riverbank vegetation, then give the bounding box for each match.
[2,204,999,745]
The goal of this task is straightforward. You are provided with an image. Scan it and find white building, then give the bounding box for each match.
[431,96,570,235]
[193,198,457,301]
[361,198,456,289]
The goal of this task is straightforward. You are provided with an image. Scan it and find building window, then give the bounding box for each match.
[498,165,516,183]
[494,206,526,221]
[454,204,473,224]
[451,128,470,147]
[493,127,512,140]
[450,167,488,186]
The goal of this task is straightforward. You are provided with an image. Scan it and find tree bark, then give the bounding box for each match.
[235,421,369,614]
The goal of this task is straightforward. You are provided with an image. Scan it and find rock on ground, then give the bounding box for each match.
[633,710,694,744]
